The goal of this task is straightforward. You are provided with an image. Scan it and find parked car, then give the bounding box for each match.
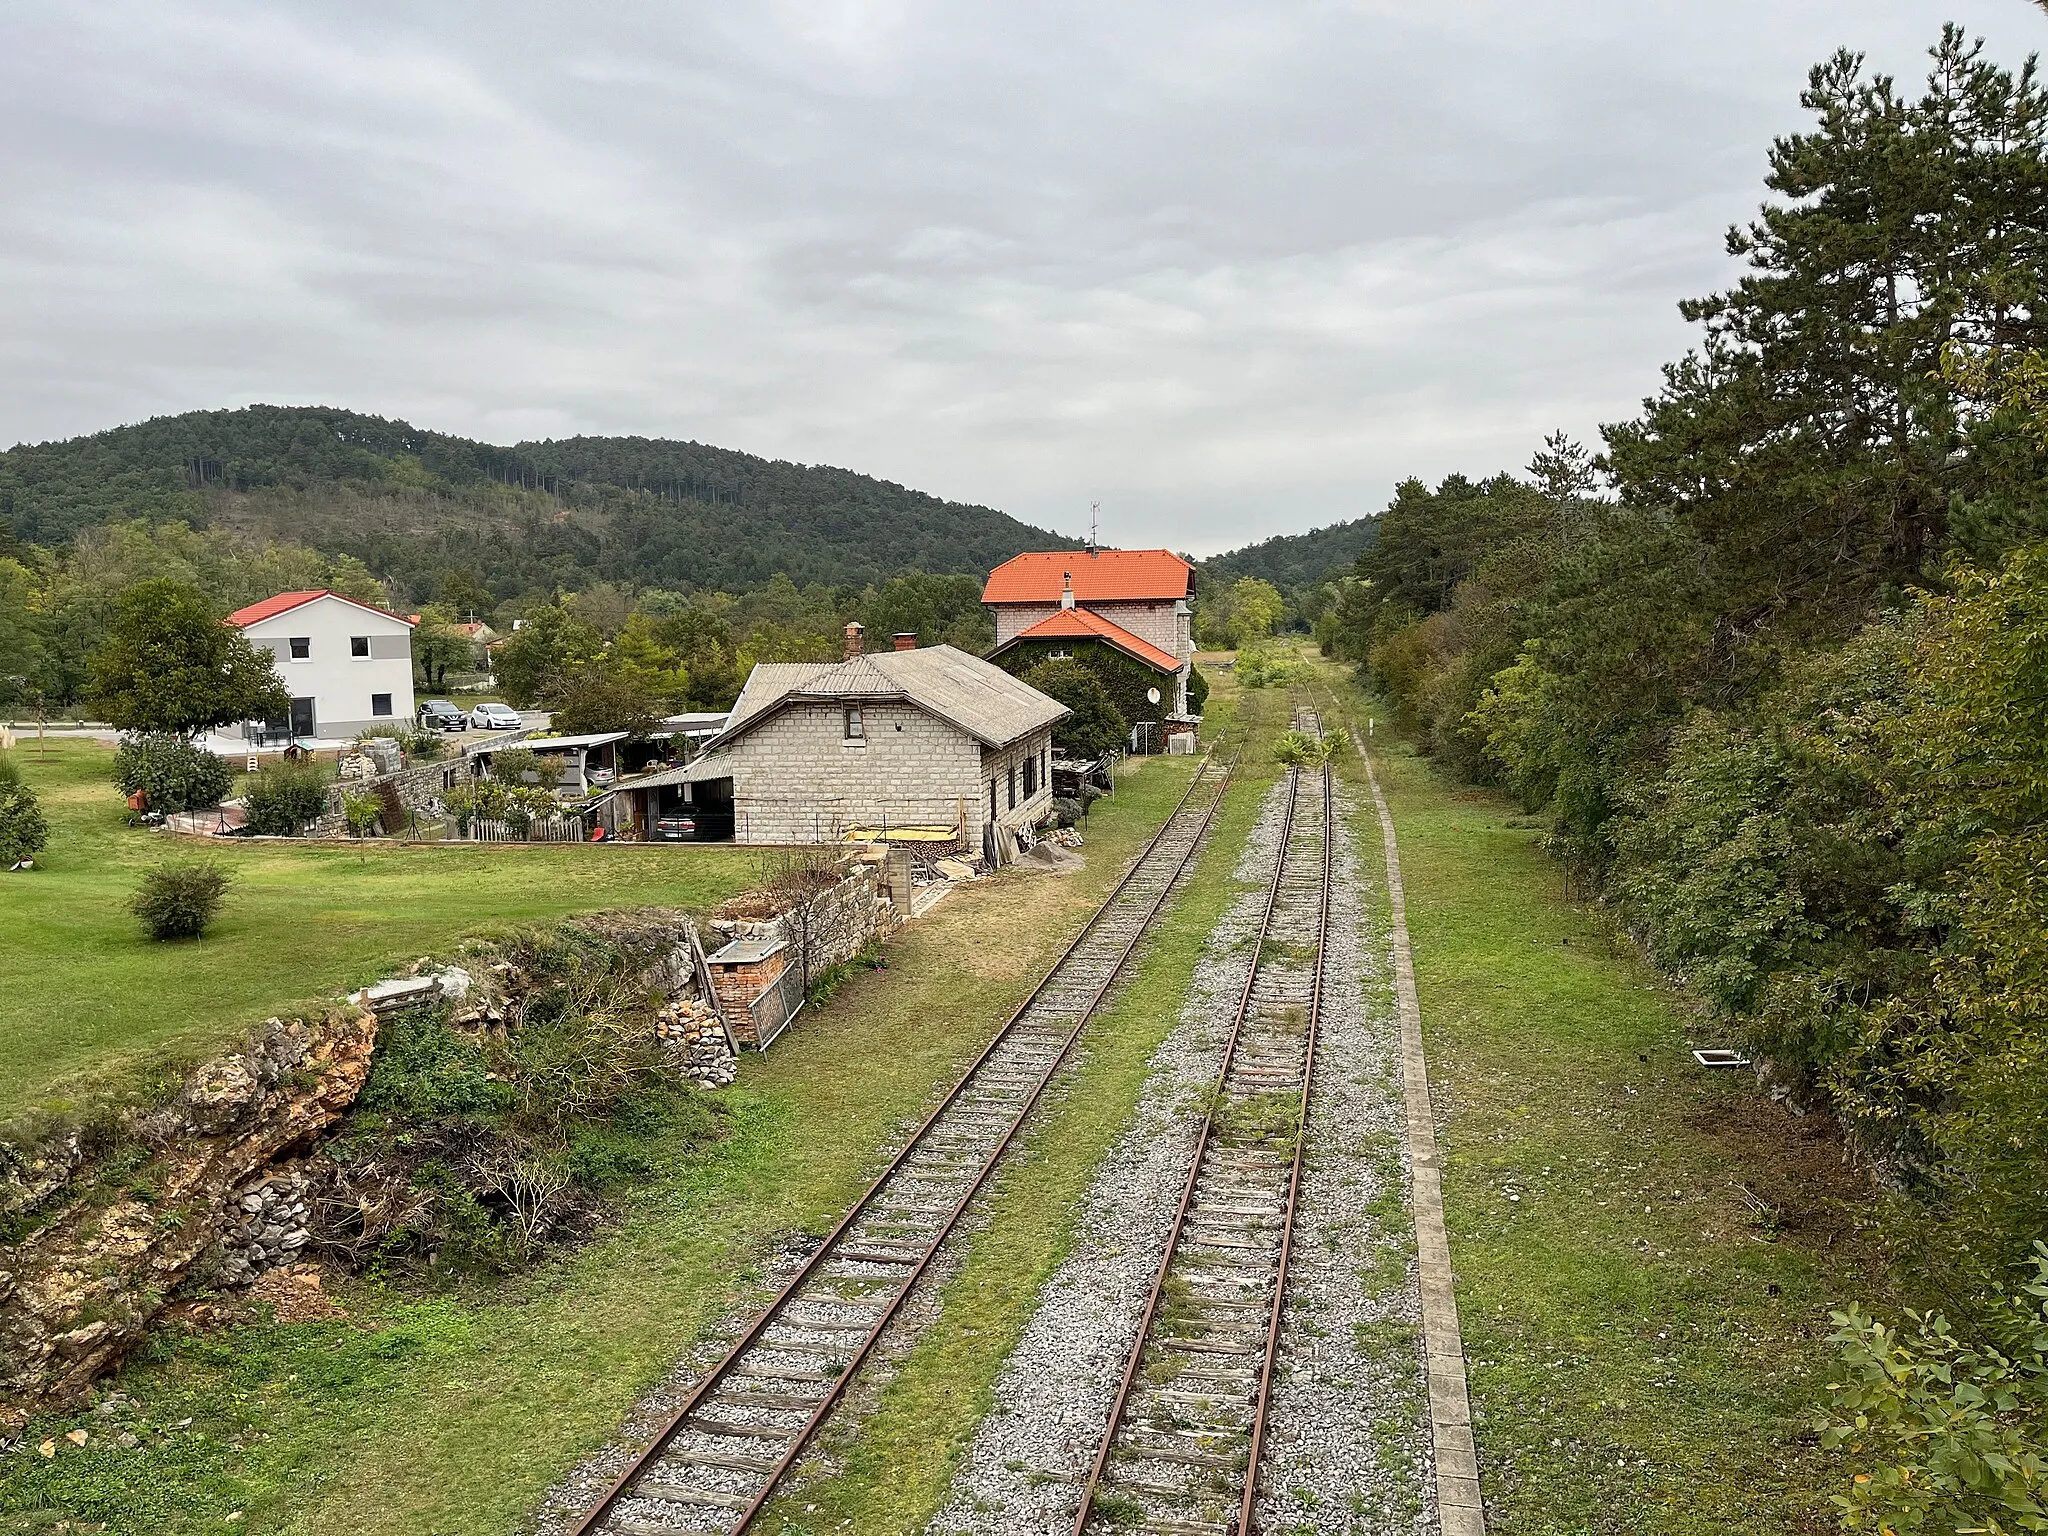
[587,766,616,787]
[468,701,522,731]
[417,699,469,732]
[652,813,698,842]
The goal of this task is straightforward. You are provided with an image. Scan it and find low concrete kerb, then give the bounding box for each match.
[1357,734,1488,1536]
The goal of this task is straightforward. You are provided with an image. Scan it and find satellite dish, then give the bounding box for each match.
[1146,687,1161,705]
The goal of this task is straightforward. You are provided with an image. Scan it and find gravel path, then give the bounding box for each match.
[927,778,1293,1536]
[1254,778,1432,1534]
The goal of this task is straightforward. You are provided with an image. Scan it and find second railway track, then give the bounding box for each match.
[570,748,1238,1536]
[1072,704,1334,1536]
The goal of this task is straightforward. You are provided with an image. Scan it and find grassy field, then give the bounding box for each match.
[1316,665,1892,1534]
[755,677,1285,1533]
[0,746,1206,1536]
[0,740,757,1123]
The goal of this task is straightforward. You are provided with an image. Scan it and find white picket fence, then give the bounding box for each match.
[467,816,587,843]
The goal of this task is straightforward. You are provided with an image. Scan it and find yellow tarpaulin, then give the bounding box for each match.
[840,825,960,843]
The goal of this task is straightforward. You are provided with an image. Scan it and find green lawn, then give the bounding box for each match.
[1317,666,1892,1534]
[0,740,757,1124]
[0,746,1205,1536]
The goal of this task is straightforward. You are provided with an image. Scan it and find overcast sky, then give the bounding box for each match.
[3,2,2043,553]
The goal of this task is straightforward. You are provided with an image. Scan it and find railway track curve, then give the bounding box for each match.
[1071,704,1333,1536]
[569,748,1238,1536]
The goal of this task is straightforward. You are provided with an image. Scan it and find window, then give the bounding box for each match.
[844,705,864,740]
[1008,766,1017,810]
[371,693,393,717]
[1023,756,1036,798]
[989,778,997,820]
[288,637,310,660]
[350,635,370,658]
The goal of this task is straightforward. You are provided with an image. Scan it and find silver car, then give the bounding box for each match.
[469,702,522,731]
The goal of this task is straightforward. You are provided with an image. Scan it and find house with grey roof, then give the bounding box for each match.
[616,624,1069,854]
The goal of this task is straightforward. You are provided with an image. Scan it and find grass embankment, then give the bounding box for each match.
[1319,669,1891,1534]
[0,740,755,1123]
[0,747,1204,1536]
[755,677,1285,1534]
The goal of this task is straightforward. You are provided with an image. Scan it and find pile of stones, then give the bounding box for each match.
[654,999,736,1089]
[215,1168,313,1286]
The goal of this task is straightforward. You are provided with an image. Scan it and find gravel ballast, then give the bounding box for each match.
[927,777,1294,1536]
[1254,778,1433,1534]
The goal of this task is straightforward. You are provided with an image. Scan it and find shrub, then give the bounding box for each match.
[1821,1246,2048,1533]
[1052,795,1085,828]
[242,760,332,836]
[490,747,563,789]
[0,777,49,865]
[1274,728,1349,768]
[130,861,232,940]
[113,733,232,814]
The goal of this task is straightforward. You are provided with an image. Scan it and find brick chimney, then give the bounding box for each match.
[892,632,917,651]
[1061,572,1075,610]
[843,621,864,659]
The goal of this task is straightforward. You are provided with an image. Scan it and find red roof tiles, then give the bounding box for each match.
[995,607,1181,673]
[982,549,1192,605]
[225,590,417,627]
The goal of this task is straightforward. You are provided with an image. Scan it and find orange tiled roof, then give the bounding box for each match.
[226,590,417,627]
[983,549,1192,605]
[995,607,1181,673]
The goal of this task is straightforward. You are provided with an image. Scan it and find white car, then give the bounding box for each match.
[469,702,523,731]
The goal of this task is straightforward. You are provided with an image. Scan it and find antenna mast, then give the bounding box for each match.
[1089,502,1099,553]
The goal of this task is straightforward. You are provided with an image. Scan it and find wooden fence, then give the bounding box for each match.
[467,816,587,844]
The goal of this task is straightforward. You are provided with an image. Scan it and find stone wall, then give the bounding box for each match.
[706,858,901,985]
[309,751,472,836]
[718,700,985,845]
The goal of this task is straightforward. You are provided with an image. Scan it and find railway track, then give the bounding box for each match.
[1071,705,1333,1536]
[570,749,1238,1536]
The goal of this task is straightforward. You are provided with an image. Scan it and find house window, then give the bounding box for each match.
[288,637,310,660]
[844,705,864,740]
[1008,766,1017,810]
[990,778,998,821]
[1024,756,1036,798]
[371,693,393,717]
[350,635,370,658]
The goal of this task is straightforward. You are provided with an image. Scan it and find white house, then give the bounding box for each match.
[226,590,417,743]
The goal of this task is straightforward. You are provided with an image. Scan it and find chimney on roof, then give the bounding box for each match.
[892,632,917,651]
[844,621,864,659]
[1061,572,1075,610]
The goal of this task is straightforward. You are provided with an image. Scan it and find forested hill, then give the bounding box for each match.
[1201,515,1376,590]
[0,405,1077,598]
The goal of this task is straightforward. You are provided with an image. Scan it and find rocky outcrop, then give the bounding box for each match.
[0,1010,376,1428]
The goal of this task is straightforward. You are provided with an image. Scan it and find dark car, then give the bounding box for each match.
[417,699,468,732]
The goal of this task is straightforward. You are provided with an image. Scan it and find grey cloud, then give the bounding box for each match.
[1,0,2042,553]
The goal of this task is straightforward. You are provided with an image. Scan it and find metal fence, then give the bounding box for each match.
[751,963,806,1049]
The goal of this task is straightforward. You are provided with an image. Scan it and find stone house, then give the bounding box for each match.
[982,548,1199,744]
[634,626,1068,855]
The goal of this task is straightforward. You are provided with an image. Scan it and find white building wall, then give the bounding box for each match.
[241,596,415,740]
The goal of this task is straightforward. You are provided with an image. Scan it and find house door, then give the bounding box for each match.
[289,697,316,739]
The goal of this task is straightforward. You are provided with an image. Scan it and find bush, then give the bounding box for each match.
[113,733,232,814]
[130,861,232,940]
[1821,1246,2048,1533]
[489,747,563,789]
[0,776,49,865]
[1052,795,1085,828]
[360,724,442,760]
[242,760,332,836]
